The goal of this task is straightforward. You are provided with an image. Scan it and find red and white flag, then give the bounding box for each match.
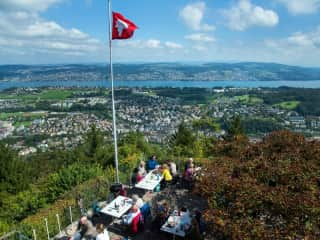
[112,12,138,40]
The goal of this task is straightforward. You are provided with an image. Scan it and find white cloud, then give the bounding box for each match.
[223,0,279,31]
[287,27,320,47]
[264,26,320,65]
[278,0,320,15]
[0,0,108,63]
[185,33,215,42]
[0,11,105,58]
[0,0,63,12]
[116,39,183,50]
[146,39,162,48]
[179,2,215,31]
[287,33,315,46]
[164,41,183,49]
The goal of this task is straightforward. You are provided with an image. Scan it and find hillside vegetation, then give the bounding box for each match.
[196,131,320,239]
[0,119,319,239]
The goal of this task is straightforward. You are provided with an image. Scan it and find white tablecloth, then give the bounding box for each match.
[135,171,163,191]
[160,213,190,237]
[100,196,133,218]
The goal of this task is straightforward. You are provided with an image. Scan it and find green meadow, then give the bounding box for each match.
[274,101,300,110]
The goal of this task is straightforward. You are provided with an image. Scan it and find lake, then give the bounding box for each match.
[0,80,320,90]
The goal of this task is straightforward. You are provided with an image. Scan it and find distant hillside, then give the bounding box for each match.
[0,62,320,82]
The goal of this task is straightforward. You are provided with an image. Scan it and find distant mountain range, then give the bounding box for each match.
[0,62,320,82]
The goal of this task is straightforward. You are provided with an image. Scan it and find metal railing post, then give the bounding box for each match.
[56,214,61,235]
[32,229,37,240]
[44,218,50,240]
[69,206,73,228]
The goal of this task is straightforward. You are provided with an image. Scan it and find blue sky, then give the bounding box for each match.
[0,0,319,66]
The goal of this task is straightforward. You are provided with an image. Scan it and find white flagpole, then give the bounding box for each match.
[108,0,120,183]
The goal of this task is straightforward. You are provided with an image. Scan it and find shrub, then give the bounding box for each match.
[195,131,320,239]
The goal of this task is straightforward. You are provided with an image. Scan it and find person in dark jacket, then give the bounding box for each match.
[146,155,158,172]
[70,216,96,240]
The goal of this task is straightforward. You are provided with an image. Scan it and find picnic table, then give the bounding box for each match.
[135,170,163,191]
[100,196,133,218]
[160,210,191,238]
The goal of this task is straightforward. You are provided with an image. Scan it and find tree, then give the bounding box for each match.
[169,122,197,157]
[0,143,31,194]
[226,115,245,139]
[77,125,113,166]
[192,117,219,136]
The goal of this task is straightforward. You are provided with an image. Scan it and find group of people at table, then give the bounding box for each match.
[133,155,199,190]
[68,156,202,240]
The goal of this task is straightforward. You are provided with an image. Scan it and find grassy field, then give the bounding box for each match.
[0,89,75,101]
[274,101,300,110]
[14,121,32,127]
[37,90,74,100]
[0,112,24,120]
[234,95,264,104]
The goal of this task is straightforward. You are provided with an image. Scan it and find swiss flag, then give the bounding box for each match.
[112,12,138,40]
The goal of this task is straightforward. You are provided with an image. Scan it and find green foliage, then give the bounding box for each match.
[119,131,152,158]
[75,125,113,167]
[0,220,10,236]
[44,163,104,202]
[0,143,31,194]
[226,115,245,139]
[192,117,219,135]
[234,94,264,104]
[20,169,114,240]
[0,163,104,224]
[242,118,284,134]
[117,131,155,182]
[27,149,74,182]
[196,131,320,239]
[274,101,300,110]
[169,123,197,157]
[260,88,320,116]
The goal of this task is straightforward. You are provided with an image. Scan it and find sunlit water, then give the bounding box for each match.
[0,80,320,90]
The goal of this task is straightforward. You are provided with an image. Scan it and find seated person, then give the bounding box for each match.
[122,204,141,225]
[146,155,158,172]
[70,216,96,240]
[160,164,173,189]
[132,194,144,209]
[95,224,110,240]
[184,158,194,172]
[152,201,170,230]
[135,170,144,183]
[138,161,147,176]
[180,207,191,229]
[168,160,179,184]
[184,163,195,182]
[168,160,178,177]
[116,184,127,197]
[131,167,139,185]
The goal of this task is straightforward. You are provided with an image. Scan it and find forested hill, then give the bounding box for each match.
[0,62,320,82]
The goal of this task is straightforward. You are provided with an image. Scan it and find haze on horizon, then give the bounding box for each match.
[0,0,319,67]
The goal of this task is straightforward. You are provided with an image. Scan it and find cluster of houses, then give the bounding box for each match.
[1,88,320,155]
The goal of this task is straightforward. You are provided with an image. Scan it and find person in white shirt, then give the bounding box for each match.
[168,160,177,176]
[95,224,110,240]
[123,204,141,225]
[132,194,144,209]
[138,161,147,176]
